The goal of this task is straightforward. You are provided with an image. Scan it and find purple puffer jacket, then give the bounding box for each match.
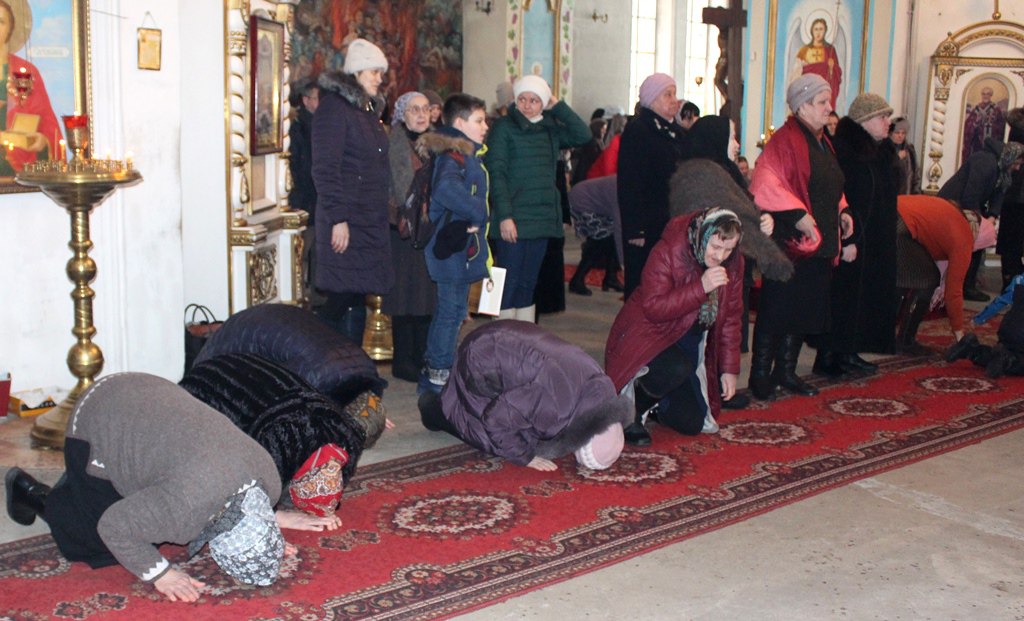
[440,320,628,466]
[312,72,393,295]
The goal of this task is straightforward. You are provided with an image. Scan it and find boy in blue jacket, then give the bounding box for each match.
[419,94,492,394]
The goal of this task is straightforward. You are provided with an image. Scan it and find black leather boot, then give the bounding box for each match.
[837,352,878,374]
[600,238,625,292]
[5,468,51,526]
[624,382,655,446]
[812,348,846,377]
[896,288,933,355]
[748,330,778,400]
[773,334,818,396]
[569,240,598,296]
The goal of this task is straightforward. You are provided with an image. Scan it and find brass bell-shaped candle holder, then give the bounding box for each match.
[16,115,142,449]
[362,294,394,361]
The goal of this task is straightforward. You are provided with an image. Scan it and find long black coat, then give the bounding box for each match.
[617,107,687,244]
[828,117,899,353]
[312,72,393,295]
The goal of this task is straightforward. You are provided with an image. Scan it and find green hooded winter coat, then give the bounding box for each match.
[485,101,591,240]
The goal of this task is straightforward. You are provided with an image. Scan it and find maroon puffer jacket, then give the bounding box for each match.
[604,212,743,417]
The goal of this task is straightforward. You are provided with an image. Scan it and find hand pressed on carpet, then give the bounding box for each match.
[154,567,205,603]
[276,509,342,532]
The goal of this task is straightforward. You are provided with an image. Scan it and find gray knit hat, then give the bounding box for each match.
[787,74,831,112]
[848,93,893,124]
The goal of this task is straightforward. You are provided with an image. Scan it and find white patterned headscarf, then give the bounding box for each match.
[188,485,284,586]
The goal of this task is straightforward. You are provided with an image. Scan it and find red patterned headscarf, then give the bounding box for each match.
[289,443,349,516]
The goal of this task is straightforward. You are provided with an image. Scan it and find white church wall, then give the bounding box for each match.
[2,0,222,392]
[461,0,509,111]
[572,0,632,120]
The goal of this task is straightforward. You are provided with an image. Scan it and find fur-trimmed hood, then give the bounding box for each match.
[669,159,794,281]
[414,128,478,159]
[534,394,633,458]
[834,116,887,163]
[317,71,386,118]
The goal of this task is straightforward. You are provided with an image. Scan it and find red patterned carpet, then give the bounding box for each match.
[1,323,1021,620]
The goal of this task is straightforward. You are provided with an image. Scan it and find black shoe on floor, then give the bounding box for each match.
[775,372,818,396]
[944,333,979,362]
[623,421,652,446]
[812,350,847,377]
[722,393,750,410]
[601,278,624,293]
[964,289,991,302]
[837,353,878,374]
[568,279,592,296]
[5,468,50,526]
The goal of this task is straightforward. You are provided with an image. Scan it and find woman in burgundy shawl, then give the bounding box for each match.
[747,73,853,400]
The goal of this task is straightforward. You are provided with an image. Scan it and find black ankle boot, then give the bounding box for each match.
[773,334,818,396]
[569,240,598,296]
[812,348,846,377]
[748,330,778,400]
[836,352,878,374]
[5,468,50,526]
[624,383,655,446]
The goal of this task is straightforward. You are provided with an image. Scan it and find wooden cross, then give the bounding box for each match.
[702,1,747,137]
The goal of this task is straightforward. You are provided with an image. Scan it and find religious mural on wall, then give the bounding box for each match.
[290,0,462,111]
[766,0,867,130]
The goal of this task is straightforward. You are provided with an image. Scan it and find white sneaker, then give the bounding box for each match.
[702,412,719,434]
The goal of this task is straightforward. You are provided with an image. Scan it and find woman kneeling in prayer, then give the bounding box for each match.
[5,373,340,603]
[418,320,632,471]
[605,207,745,446]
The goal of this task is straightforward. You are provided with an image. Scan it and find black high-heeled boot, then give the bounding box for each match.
[5,468,51,526]
[773,334,818,396]
[748,330,778,400]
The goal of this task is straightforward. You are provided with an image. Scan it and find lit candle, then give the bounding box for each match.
[59,139,66,161]
[125,151,133,170]
[62,114,89,129]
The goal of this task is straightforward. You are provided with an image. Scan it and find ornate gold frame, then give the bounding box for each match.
[222,0,305,314]
[762,0,871,131]
[0,0,92,194]
[920,20,1024,192]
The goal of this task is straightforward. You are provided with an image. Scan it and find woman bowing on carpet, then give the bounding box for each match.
[5,373,341,603]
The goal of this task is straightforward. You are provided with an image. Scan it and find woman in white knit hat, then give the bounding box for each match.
[312,38,393,346]
[485,75,591,322]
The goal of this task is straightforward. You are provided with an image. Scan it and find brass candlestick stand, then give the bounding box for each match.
[16,115,142,449]
[362,294,393,361]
